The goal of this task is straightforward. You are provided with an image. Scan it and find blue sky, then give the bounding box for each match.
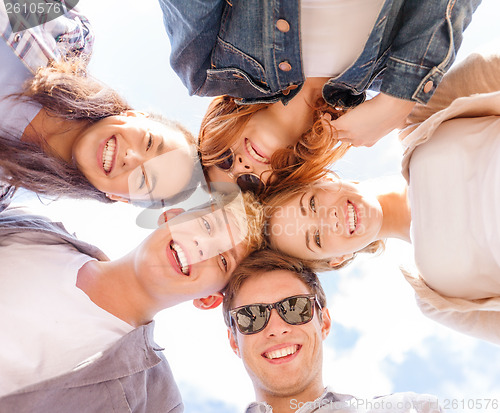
[12,1,500,412]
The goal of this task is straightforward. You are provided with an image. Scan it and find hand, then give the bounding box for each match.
[325,93,416,147]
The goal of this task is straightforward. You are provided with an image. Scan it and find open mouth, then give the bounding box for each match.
[263,344,300,360]
[102,136,117,174]
[169,240,190,276]
[347,201,358,234]
[245,138,270,164]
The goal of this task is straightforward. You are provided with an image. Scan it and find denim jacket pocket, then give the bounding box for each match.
[199,67,273,99]
[207,36,270,91]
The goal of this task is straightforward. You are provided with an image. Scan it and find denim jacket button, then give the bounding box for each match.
[423,80,434,93]
[276,19,290,33]
[279,61,292,72]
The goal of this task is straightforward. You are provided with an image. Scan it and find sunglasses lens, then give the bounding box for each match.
[234,304,269,334]
[215,149,234,171]
[279,296,313,325]
[236,174,265,193]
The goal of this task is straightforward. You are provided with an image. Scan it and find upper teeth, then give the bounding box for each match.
[102,137,116,173]
[246,139,269,164]
[347,203,357,233]
[264,345,299,360]
[171,241,189,275]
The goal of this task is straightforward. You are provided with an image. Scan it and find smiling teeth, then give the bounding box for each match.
[245,139,269,163]
[264,345,299,360]
[170,241,189,275]
[102,137,116,173]
[348,203,357,233]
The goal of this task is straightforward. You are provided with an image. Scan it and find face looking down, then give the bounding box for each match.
[72,111,196,202]
[268,180,383,265]
[228,270,331,398]
[133,202,248,302]
[206,101,312,192]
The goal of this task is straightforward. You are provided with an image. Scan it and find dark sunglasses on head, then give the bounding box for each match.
[214,148,265,193]
[229,294,322,335]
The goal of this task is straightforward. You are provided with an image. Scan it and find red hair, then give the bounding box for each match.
[198,95,351,196]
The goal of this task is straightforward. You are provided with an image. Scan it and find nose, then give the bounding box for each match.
[192,235,213,262]
[122,148,144,170]
[264,308,291,337]
[232,152,253,173]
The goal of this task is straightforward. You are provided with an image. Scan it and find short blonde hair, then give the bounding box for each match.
[214,191,265,256]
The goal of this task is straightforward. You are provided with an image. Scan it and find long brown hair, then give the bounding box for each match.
[198,95,351,193]
[262,179,385,272]
[0,59,131,202]
[0,60,192,203]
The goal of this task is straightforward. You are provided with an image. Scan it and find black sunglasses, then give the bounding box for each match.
[229,294,321,335]
[214,148,265,193]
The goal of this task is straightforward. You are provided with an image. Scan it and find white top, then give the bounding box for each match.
[409,116,500,300]
[0,38,41,139]
[301,0,385,78]
[0,241,133,397]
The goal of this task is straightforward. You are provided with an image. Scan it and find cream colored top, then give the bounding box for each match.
[301,0,385,77]
[399,52,500,346]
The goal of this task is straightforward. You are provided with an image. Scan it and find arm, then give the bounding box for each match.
[405,52,500,128]
[329,0,480,147]
[0,1,94,73]
[418,299,500,347]
[158,0,225,95]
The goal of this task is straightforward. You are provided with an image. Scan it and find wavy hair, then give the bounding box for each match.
[0,59,194,202]
[261,179,385,272]
[198,95,351,192]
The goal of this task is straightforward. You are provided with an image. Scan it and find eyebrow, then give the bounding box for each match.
[299,192,307,216]
[305,229,315,253]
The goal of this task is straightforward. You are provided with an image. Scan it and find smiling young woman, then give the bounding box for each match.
[0,59,197,204]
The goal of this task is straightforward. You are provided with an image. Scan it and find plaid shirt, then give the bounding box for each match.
[0,0,93,73]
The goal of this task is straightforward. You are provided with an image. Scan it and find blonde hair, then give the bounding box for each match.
[198,96,351,193]
[262,180,385,272]
[215,191,266,255]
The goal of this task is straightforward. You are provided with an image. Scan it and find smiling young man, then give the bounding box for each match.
[222,249,442,413]
[0,192,263,412]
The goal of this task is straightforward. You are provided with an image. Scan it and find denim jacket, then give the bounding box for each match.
[160,0,480,107]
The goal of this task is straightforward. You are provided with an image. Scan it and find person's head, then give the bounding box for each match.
[2,59,197,203]
[72,111,198,203]
[198,95,350,195]
[263,178,385,271]
[131,191,266,309]
[222,249,330,402]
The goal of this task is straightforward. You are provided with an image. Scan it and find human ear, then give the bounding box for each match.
[327,253,354,268]
[320,308,331,340]
[228,328,241,357]
[157,208,185,226]
[192,292,223,310]
[105,193,130,203]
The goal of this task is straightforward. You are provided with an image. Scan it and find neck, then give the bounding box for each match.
[375,178,411,242]
[76,255,164,327]
[256,382,325,413]
[268,77,328,147]
[22,108,88,163]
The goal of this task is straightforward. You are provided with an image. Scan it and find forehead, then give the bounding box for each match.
[233,270,311,307]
